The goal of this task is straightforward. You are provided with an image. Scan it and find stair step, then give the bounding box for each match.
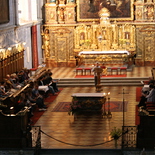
[57,77,147,87]
[40,149,122,155]
[58,83,142,87]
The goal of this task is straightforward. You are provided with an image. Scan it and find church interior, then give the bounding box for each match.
[0,0,155,154]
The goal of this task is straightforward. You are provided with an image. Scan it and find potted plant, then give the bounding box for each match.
[110,127,122,148]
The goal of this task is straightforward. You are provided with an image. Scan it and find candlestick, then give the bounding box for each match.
[107,92,112,118]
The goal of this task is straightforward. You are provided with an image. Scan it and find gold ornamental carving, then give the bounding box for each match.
[45,3,57,24]
[58,7,66,24]
[42,29,50,59]
[43,26,75,67]
[74,24,136,52]
[136,25,155,61]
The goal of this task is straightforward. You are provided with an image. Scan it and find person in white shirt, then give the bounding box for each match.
[92,62,100,86]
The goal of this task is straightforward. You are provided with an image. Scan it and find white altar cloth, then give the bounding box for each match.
[72,93,104,97]
[78,51,129,55]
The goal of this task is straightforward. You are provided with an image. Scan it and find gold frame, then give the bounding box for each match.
[77,0,134,22]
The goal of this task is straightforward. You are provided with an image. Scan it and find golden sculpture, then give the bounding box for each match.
[58,7,66,23]
[144,5,154,20]
[42,29,50,59]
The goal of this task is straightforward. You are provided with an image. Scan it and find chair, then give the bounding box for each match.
[146,102,155,109]
[111,67,118,75]
[76,68,83,75]
[146,102,155,115]
[120,67,127,74]
[101,66,107,76]
[84,68,91,75]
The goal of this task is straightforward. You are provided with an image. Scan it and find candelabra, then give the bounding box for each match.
[107,92,112,118]
[102,93,107,117]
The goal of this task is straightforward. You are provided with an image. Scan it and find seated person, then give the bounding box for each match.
[17,70,26,86]
[30,85,47,111]
[148,77,155,85]
[45,72,59,92]
[0,81,10,98]
[14,92,34,120]
[47,69,52,75]
[141,76,155,85]
[23,68,30,80]
[10,74,21,89]
[145,84,155,103]
[38,76,57,95]
[138,91,148,108]
[4,74,15,90]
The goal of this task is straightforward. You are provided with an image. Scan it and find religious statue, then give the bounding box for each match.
[42,29,50,58]
[58,7,65,22]
[144,5,154,20]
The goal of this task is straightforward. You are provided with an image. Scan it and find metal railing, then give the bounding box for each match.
[122,126,137,149]
[31,126,41,155]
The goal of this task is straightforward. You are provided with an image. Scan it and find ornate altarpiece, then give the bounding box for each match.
[42,0,155,67]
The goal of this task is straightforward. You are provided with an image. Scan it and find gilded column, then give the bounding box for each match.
[130,25,135,48]
[91,25,97,49]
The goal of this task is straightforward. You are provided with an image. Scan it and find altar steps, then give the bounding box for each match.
[40,149,122,155]
[57,77,148,87]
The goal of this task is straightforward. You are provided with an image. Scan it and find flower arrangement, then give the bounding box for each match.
[79,39,91,48]
[84,39,91,47]
[110,127,122,140]
[119,39,127,45]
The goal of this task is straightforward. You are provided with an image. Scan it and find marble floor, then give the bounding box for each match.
[35,66,153,149]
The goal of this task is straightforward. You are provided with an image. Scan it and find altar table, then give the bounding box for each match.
[71,93,106,111]
[72,93,104,97]
[78,50,129,66]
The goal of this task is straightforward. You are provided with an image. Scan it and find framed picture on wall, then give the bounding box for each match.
[77,0,134,22]
[0,0,9,24]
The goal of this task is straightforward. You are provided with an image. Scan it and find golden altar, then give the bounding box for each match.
[78,50,129,66]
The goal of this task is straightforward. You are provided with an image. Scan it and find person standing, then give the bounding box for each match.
[92,62,101,86]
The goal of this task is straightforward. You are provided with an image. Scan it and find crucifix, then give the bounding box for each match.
[118,89,129,127]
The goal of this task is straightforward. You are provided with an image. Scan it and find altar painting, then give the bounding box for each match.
[77,0,133,21]
[0,0,9,24]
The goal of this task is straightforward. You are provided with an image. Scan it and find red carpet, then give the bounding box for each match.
[31,108,46,126]
[75,74,127,78]
[51,101,128,112]
[31,88,63,125]
[136,87,142,102]
[44,88,63,102]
